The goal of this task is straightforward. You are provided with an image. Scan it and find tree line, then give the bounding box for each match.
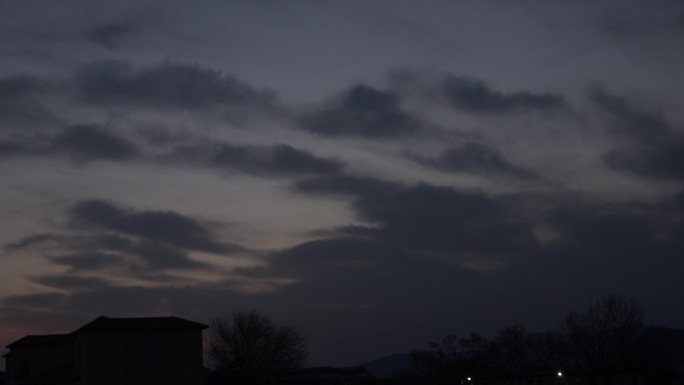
[204,294,672,384]
[408,294,654,384]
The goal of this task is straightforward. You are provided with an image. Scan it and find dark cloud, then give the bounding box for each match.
[3,234,64,251]
[167,142,344,177]
[290,174,682,298]
[0,125,140,163]
[7,231,211,284]
[77,234,209,270]
[0,138,39,158]
[592,88,684,180]
[0,74,57,129]
[52,124,139,162]
[299,84,422,138]
[0,74,47,98]
[86,21,139,49]
[0,99,54,129]
[251,236,455,303]
[295,176,536,259]
[260,237,392,278]
[31,275,113,291]
[91,235,210,271]
[75,60,276,110]
[441,75,566,114]
[69,199,242,254]
[51,251,124,271]
[604,142,684,180]
[246,196,684,362]
[596,7,640,38]
[671,191,684,212]
[408,142,539,180]
[4,194,684,369]
[124,239,209,270]
[591,88,672,143]
[546,206,658,256]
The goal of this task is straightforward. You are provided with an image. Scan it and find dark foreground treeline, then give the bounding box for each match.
[397,294,684,385]
[204,295,684,385]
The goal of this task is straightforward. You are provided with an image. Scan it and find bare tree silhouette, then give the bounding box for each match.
[559,294,647,373]
[208,309,307,382]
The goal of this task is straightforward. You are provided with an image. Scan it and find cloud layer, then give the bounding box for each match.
[1,0,684,369]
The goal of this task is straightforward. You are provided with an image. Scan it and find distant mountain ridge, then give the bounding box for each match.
[358,353,415,379]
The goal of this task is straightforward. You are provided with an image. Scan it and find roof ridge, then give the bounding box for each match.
[72,315,208,333]
[7,316,208,347]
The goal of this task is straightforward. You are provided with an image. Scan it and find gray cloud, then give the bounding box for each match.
[167,142,344,177]
[75,60,276,110]
[591,88,672,143]
[86,21,140,49]
[4,188,684,369]
[0,124,139,163]
[0,138,40,158]
[408,142,539,180]
[441,75,566,114]
[7,231,211,273]
[3,234,65,251]
[604,143,684,180]
[54,247,205,272]
[592,88,684,180]
[2,1,684,369]
[31,275,113,291]
[69,199,242,254]
[299,84,423,138]
[51,251,124,271]
[597,6,640,38]
[123,239,209,270]
[53,124,139,162]
[0,74,57,129]
[0,74,48,98]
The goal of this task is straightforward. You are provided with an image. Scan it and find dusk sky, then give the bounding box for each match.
[2,0,684,370]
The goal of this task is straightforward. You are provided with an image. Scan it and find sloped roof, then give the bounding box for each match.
[6,334,73,348]
[72,316,208,333]
[6,316,207,349]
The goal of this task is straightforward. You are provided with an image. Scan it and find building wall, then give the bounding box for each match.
[5,343,74,385]
[76,331,125,385]
[76,329,204,385]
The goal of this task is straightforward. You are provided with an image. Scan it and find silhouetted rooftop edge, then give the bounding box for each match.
[5,316,208,349]
[5,334,72,348]
[72,315,208,333]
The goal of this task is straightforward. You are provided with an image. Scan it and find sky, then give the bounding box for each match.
[2,0,684,370]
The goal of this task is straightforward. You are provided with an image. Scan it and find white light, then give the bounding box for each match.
[557,371,563,377]
[467,377,472,381]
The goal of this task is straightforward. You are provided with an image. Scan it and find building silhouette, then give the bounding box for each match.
[3,316,207,385]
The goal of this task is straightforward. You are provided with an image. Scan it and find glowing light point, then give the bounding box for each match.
[557,371,563,377]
